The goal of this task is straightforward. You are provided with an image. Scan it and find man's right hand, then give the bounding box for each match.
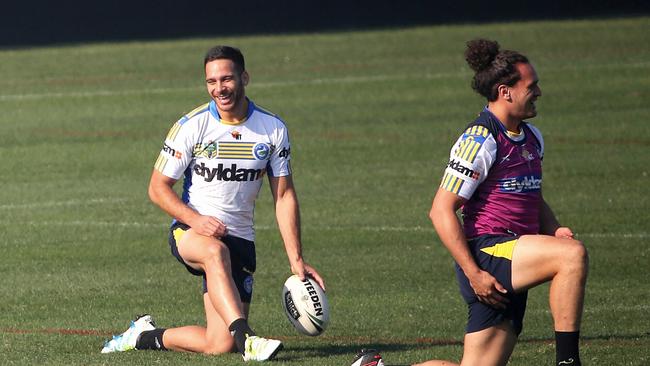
[468,270,510,309]
[188,215,228,238]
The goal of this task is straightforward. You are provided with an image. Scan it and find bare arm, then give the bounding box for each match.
[148,169,227,237]
[269,174,325,290]
[429,187,508,308]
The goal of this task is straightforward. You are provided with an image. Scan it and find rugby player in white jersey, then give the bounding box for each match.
[102,45,325,362]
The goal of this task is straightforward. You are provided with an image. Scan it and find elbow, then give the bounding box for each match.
[428,206,436,223]
[147,181,158,204]
[429,202,442,226]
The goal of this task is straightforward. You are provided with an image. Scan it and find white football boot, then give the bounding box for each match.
[243,335,283,361]
[101,314,156,353]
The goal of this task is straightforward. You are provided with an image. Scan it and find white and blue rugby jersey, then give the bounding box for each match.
[154,99,292,241]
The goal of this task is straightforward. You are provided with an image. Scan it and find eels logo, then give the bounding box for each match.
[253,143,271,160]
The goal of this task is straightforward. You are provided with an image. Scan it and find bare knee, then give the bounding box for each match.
[203,244,232,273]
[562,239,589,275]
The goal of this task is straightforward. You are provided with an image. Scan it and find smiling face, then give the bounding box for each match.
[205,58,249,122]
[508,62,542,120]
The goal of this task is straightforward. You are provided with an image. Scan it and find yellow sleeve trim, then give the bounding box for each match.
[440,172,463,194]
[154,153,168,172]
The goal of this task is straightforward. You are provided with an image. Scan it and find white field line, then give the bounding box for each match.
[4,199,648,238]
[9,220,650,239]
[527,304,650,315]
[2,60,649,102]
[0,73,456,102]
[0,198,127,210]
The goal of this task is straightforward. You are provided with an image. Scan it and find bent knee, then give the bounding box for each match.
[204,244,232,267]
[563,239,589,270]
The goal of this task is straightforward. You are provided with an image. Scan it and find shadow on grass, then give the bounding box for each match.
[273,331,650,362]
[277,340,455,362]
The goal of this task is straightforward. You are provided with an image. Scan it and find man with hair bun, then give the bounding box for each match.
[417,39,588,366]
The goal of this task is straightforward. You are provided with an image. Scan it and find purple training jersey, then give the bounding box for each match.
[440,108,544,238]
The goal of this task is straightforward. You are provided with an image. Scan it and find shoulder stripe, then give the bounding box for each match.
[454,125,490,163]
[185,102,210,120]
[465,141,482,163]
[166,122,182,142]
[254,104,278,118]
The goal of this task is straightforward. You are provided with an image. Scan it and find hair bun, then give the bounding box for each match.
[465,39,500,72]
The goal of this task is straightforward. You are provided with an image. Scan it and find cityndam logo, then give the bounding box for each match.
[194,163,264,182]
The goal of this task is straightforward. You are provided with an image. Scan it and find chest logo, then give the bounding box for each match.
[521,146,535,161]
[253,143,271,160]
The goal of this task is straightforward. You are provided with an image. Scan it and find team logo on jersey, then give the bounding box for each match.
[499,175,542,193]
[231,130,242,140]
[253,143,271,160]
[193,141,218,159]
[521,147,535,161]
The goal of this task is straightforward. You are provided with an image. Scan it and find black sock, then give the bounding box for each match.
[229,318,255,355]
[555,331,581,366]
[135,328,167,351]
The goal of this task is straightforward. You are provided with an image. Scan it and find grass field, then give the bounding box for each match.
[1,16,649,365]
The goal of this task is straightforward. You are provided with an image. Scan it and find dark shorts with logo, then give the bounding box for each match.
[168,221,256,303]
[455,234,528,335]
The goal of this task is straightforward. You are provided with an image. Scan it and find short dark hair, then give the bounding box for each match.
[465,39,529,101]
[204,45,245,73]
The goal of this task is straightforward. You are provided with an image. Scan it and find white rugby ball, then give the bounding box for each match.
[282,275,329,336]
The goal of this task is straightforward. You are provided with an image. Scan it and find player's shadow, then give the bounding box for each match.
[275,331,650,362]
[277,340,453,362]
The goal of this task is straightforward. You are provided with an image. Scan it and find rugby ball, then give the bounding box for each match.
[282,275,329,336]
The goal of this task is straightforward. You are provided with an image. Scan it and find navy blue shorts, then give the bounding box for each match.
[455,234,528,335]
[168,222,256,303]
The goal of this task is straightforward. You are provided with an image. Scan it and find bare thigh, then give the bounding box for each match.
[177,229,230,272]
[460,321,517,366]
[511,235,584,291]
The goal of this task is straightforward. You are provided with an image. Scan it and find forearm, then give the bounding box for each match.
[275,190,303,265]
[539,198,561,235]
[430,205,480,277]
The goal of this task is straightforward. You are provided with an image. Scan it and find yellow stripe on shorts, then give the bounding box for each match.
[173,227,186,244]
[480,239,517,260]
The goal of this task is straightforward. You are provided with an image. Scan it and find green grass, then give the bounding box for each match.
[1,16,649,365]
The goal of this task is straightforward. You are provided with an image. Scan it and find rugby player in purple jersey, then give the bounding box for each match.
[419,39,588,366]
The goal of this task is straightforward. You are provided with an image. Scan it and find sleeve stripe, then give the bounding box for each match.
[440,172,464,194]
[154,154,168,172]
[441,172,452,188]
[451,175,463,193]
